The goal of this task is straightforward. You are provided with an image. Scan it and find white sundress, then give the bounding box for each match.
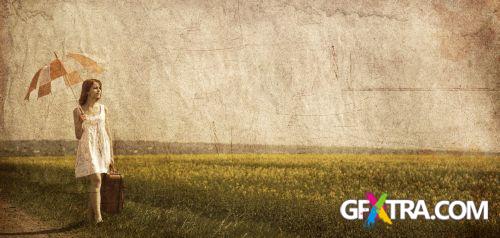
[75,103,112,178]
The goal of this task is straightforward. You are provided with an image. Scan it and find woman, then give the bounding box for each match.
[73,79,115,225]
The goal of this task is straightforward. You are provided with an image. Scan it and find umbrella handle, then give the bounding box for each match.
[78,106,84,115]
[54,51,85,114]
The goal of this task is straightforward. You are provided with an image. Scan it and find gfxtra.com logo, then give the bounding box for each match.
[340,192,488,229]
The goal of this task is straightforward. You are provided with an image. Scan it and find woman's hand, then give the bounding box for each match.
[79,114,88,122]
[109,159,117,173]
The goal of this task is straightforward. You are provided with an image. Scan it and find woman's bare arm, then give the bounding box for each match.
[73,108,84,140]
[104,106,114,162]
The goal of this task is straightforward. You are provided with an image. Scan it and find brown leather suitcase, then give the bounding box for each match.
[100,172,125,214]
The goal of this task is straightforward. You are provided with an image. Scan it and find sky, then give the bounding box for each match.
[0,0,498,152]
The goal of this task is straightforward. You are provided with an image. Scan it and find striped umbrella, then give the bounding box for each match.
[24,52,104,107]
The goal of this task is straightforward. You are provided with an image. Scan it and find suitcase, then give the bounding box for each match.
[100,172,125,214]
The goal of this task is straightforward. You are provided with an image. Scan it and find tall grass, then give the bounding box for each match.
[0,154,498,237]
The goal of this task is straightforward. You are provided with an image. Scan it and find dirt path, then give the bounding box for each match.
[0,195,83,237]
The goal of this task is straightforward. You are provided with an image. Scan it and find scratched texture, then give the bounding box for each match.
[0,0,498,152]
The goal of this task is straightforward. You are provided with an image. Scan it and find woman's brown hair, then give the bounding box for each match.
[79,79,102,106]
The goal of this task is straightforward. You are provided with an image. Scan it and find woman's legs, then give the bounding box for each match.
[87,173,103,223]
[86,197,93,221]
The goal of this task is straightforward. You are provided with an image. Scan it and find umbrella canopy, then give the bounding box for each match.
[24,52,104,100]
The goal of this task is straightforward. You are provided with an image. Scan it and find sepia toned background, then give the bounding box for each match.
[0,0,498,153]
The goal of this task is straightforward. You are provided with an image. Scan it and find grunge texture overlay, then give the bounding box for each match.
[0,0,498,152]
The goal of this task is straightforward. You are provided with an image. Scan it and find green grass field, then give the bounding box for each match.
[0,154,498,237]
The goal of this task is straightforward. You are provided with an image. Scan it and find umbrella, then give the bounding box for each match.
[24,52,104,111]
